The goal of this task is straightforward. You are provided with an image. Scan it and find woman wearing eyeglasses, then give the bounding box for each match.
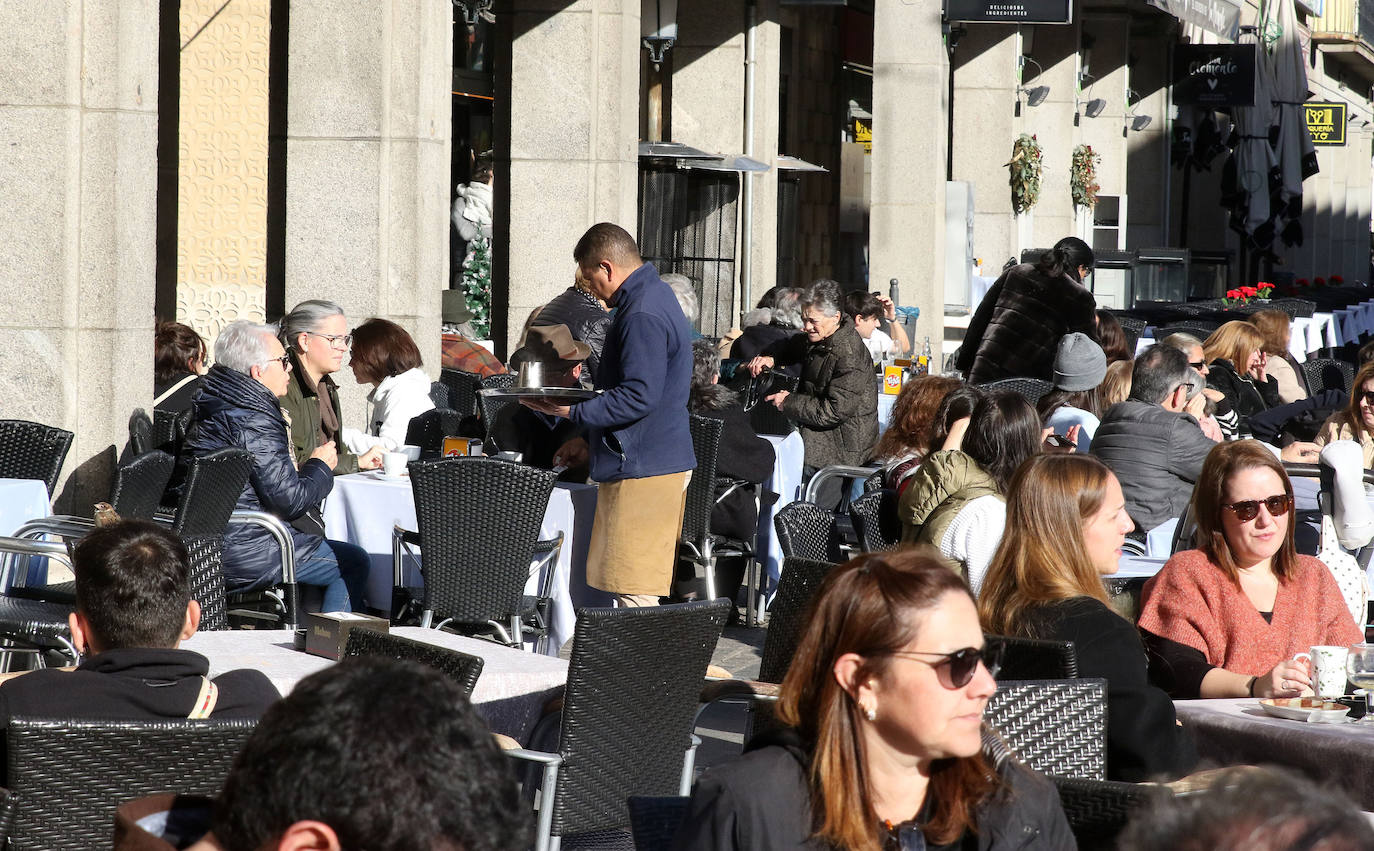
[979,454,1196,782]
[1314,361,1374,468]
[1137,440,1361,699]
[1201,321,1281,438]
[278,300,384,474]
[672,551,1073,851]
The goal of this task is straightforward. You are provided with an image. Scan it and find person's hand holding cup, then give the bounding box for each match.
[1297,646,1350,699]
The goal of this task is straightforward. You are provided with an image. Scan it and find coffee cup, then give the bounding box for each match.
[382,451,409,477]
[1295,646,1349,698]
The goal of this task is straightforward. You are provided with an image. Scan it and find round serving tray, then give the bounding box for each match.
[478,387,601,401]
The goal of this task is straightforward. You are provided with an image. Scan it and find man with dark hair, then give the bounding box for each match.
[0,520,278,727]
[841,289,910,362]
[188,657,527,851]
[523,222,695,606]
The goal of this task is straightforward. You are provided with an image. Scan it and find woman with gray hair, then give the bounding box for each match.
[278,300,383,474]
[729,287,805,371]
[745,279,879,485]
[661,273,703,339]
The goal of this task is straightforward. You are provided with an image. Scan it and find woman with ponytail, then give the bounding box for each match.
[956,236,1099,384]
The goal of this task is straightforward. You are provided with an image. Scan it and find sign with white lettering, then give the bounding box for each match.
[1172,44,1257,107]
[1148,0,1242,40]
[944,0,1072,24]
[1305,102,1347,146]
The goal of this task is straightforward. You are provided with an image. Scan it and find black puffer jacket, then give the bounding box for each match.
[672,728,1075,850]
[533,287,611,383]
[182,364,333,592]
[777,322,879,469]
[956,264,1098,384]
[1206,358,1280,432]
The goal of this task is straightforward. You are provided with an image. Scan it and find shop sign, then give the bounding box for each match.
[1147,0,1242,41]
[1306,102,1347,146]
[944,0,1072,25]
[854,118,872,154]
[1172,44,1256,107]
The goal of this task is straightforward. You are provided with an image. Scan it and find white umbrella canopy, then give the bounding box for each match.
[1223,28,1277,240]
[1268,0,1319,244]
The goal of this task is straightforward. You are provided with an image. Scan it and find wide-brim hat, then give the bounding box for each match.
[510,323,592,370]
[442,290,474,325]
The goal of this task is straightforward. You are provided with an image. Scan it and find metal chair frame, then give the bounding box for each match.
[680,415,763,624]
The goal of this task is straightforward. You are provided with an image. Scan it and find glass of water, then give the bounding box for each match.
[1346,644,1374,721]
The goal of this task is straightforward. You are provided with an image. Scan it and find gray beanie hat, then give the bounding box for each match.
[1053,332,1107,391]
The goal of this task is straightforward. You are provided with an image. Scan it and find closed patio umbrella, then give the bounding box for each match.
[1268,0,1319,246]
[1221,27,1277,245]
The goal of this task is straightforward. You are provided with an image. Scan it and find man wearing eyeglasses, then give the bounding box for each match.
[182,321,369,615]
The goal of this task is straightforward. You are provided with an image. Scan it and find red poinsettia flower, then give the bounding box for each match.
[1226,289,1240,299]
[1297,278,1310,287]
[1332,274,1345,284]
[1240,286,1258,297]
[1315,277,1327,287]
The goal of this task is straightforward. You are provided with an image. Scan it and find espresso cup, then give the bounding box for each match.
[382,451,409,477]
[1295,646,1349,698]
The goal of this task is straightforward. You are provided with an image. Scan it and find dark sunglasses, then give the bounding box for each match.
[886,645,1002,689]
[1222,494,1292,522]
[1360,390,1374,406]
[1188,361,1207,370]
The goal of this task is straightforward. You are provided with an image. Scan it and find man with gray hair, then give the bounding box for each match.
[1092,344,1220,533]
[182,320,369,613]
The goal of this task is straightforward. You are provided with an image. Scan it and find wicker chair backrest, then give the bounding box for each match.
[0,420,74,496]
[681,415,724,548]
[439,368,483,418]
[343,629,484,698]
[983,678,1106,780]
[976,377,1054,406]
[848,489,900,553]
[987,634,1080,680]
[773,501,843,563]
[1302,357,1353,395]
[757,557,836,685]
[109,451,175,520]
[127,409,154,457]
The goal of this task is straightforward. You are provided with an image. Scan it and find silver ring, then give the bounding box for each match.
[1281,678,1289,690]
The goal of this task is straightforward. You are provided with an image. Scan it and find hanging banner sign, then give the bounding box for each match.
[1305,102,1347,146]
[944,0,1072,24]
[1172,44,1257,106]
[1146,0,1242,40]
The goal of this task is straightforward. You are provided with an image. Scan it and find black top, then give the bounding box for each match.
[485,405,586,482]
[153,374,203,415]
[693,403,777,541]
[1143,611,1273,699]
[1021,597,1197,782]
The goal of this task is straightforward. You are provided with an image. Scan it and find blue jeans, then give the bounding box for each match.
[294,539,370,613]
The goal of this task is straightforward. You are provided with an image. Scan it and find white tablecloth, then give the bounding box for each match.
[877,393,897,435]
[757,432,805,589]
[181,627,567,741]
[0,478,51,587]
[322,472,597,656]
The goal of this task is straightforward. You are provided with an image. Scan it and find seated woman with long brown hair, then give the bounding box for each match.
[673,551,1072,851]
[871,375,960,495]
[979,453,1197,781]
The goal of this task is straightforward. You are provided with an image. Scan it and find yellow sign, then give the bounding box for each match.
[1305,102,1346,146]
[854,118,872,154]
[882,365,904,395]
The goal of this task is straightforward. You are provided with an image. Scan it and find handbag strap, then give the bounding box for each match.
[152,374,199,409]
[187,677,219,719]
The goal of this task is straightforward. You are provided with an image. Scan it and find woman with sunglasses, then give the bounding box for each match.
[1315,360,1374,468]
[278,300,384,474]
[1137,440,1361,699]
[673,551,1072,851]
[979,454,1197,781]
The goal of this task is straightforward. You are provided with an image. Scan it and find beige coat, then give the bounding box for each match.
[1267,354,1307,404]
[1314,411,1374,468]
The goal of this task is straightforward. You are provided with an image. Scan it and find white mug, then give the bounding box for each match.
[1295,646,1349,698]
[382,451,409,477]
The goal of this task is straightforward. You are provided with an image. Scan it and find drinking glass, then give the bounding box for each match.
[1345,643,1374,722]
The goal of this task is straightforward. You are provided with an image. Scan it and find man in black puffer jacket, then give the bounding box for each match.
[183,320,368,613]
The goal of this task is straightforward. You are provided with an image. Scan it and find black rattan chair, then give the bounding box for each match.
[627,796,689,851]
[1052,775,1170,851]
[404,408,464,458]
[429,380,450,409]
[127,408,154,457]
[173,448,255,632]
[477,386,520,451]
[508,600,730,851]
[1301,357,1354,395]
[394,458,563,650]
[1267,297,1317,318]
[1114,316,1147,350]
[439,368,484,418]
[0,717,256,849]
[0,421,73,496]
[108,450,175,520]
[986,635,1079,680]
[976,377,1053,406]
[342,628,484,699]
[861,468,885,493]
[848,489,900,552]
[983,678,1107,780]
[1158,322,1220,343]
[679,415,758,612]
[772,501,843,563]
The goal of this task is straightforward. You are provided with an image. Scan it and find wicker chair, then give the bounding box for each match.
[976,377,1053,406]
[848,489,901,552]
[429,380,450,409]
[1267,297,1317,318]
[394,458,563,650]
[439,368,484,418]
[986,634,1079,680]
[107,450,175,520]
[679,415,759,615]
[404,408,464,457]
[127,409,154,457]
[1114,316,1147,350]
[772,501,843,563]
[627,796,689,851]
[0,537,78,670]
[477,391,520,451]
[342,628,484,699]
[983,678,1107,780]
[1157,322,1219,343]
[508,600,730,851]
[0,717,256,849]
[0,421,73,496]
[1301,357,1354,395]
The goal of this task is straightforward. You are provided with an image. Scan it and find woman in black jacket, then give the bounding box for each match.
[1202,321,1281,436]
[674,551,1074,850]
[956,236,1098,384]
[979,453,1197,782]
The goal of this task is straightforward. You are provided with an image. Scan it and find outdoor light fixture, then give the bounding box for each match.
[1130,114,1153,131]
[641,0,678,65]
[1124,88,1152,133]
[1084,98,1107,118]
[451,0,493,25]
[1024,86,1051,107]
[1015,56,1050,115]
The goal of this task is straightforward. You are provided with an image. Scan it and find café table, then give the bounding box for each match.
[321,471,600,656]
[1173,697,1374,810]
[0,478,52,587]
[756,431,804,596]
[180,626,567,742]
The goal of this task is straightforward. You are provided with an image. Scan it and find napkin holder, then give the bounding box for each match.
[302,611,389,660]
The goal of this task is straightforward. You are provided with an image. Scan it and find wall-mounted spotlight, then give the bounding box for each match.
[1016,56,1050,116]
[1130,114,1153,131]
[1084,98,1107,118]
[1124,88,1153,134]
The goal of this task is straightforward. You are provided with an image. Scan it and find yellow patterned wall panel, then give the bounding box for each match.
[176,0,272,343]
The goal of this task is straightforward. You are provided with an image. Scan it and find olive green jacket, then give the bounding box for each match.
[278,351,360,475]
[898,449,1001,576]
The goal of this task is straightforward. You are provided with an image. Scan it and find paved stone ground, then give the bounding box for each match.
[695,621,767,774]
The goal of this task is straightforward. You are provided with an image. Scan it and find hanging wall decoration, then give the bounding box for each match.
[1070,144,1101,209]
[1007,133,1043,215]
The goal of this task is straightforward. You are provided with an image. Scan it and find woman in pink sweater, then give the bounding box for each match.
[1138,440,1362,699]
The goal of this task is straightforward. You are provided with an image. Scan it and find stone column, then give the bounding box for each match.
[283,1,451,421]
[1021,22,1081,249]
[950,25,1019,273]
[870,0,947,342]
[498,0,641,357]
[0,3,160,511]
